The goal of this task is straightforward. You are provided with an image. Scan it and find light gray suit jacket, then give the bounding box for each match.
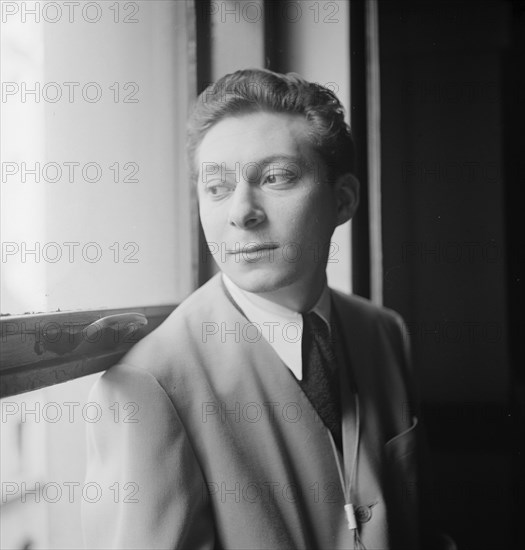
[82,273,436,549]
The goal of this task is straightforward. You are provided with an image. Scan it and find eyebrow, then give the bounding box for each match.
[220,155,310,175]
[202,155,307,170]
[252,154,306,167]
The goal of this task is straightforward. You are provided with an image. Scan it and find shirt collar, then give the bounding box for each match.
[221,273,331,380]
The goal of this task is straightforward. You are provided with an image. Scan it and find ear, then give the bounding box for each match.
[334,173,360,226]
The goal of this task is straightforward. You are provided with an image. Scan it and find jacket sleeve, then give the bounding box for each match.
[81,363,215,550]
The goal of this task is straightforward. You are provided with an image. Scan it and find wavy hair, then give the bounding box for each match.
[187,68,355,184]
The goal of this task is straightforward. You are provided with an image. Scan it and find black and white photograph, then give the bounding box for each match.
[1,1,523,549]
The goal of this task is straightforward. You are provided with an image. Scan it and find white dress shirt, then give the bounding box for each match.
[222,273,331,381]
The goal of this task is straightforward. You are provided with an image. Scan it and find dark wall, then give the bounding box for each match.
[379,1,523,548]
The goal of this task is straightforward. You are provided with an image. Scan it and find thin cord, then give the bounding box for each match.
[349,394,360,502]
[327,392,366,550]
[327,391,360,505]
[328,427,347,499]
[328,296,366,548]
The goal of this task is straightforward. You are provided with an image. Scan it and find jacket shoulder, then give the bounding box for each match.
[111,273,228,376]
[331,289,412,383]
[331,288,406,334]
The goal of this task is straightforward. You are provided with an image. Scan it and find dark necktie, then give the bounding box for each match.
[299,312,342,449]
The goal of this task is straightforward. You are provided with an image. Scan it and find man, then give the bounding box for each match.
[82,69,447,549]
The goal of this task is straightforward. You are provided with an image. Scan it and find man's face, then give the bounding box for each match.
[196,111,345,297]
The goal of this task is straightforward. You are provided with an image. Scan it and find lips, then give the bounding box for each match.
[226,243,279,254]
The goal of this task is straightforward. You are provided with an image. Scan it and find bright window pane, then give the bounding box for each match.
[1,0,196,315]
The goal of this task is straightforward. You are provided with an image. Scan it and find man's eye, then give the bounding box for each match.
[204,183,233,198]
[262,170,297,186]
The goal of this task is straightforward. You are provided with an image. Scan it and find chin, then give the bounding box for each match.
[223,265,298,295]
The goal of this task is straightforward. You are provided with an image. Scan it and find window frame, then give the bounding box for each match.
[0,0,198,399]
[0,305,175,398]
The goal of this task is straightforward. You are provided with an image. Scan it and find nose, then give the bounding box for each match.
[227,183,266,229]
